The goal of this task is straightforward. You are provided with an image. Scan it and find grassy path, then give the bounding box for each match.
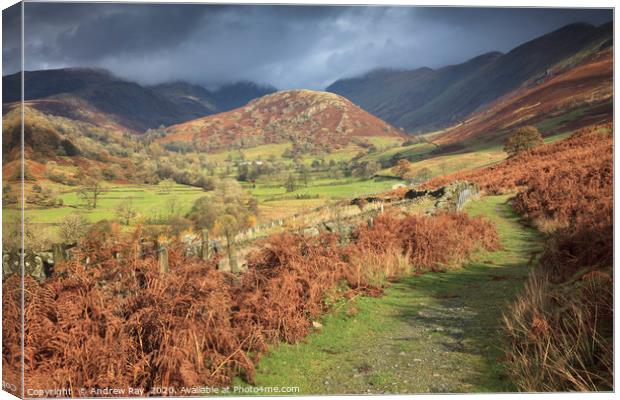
[242,195,542,394]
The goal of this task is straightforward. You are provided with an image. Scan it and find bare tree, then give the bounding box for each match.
[116,200,137,226]
[78,179,105,209]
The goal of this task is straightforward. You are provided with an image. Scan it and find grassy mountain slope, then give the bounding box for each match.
[436,46,612,145]
[162,89,404,150]
[328,22,611,133]
[1,104,138,196]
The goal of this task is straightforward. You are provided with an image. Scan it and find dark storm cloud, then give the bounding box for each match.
[2,2,21,76]
[3,3,613,89]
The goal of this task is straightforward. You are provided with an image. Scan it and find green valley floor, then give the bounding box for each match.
[239,195,542,394]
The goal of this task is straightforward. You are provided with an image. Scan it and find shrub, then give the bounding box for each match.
[398,213,499,271]
[6,208,499,392]
[351,212,500,273]
[504,268,612,391]
[58,214,90,244]
[392,159,412,178]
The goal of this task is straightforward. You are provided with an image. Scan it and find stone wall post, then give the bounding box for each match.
[158,239,169,273]
[200,229,211,261]
[52,243,66,264]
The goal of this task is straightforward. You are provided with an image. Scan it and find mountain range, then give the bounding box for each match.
[1,21,613,152]
[2,69,276,132]
[327,22,612,133]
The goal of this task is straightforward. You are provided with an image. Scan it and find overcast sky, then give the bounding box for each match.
[2,3,612,89]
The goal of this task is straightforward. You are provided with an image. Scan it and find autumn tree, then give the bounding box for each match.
[354,160,380,179]
[284,175,297,192]
[366,161,381,177]
[392,159,412,178]
[2,184,17,206]
[160,179,175,194]
[116,200,137,226]
[102,164,124,181]
[504,126,544,157]
[415,167,432,183]
[187,179,258,271]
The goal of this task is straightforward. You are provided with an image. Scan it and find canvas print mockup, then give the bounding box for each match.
[1,1,614,397]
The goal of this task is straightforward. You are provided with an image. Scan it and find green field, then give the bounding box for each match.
[208,143,292,163]
[248,177,403,202]
[15,175,404,236]
[22,183,206,225]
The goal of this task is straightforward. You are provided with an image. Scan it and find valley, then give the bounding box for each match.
[1,17,614,397]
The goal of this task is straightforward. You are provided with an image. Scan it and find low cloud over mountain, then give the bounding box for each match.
[3,4,612,89]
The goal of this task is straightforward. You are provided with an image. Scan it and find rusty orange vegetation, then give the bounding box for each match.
[3,211,498,395]
[3,98,137,137]
[424,122,613,278]
[424,123,612,198]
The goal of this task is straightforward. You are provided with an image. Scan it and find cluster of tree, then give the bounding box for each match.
[392,159,412,178]
[26,184,61,207]
[162,140,195,154]
[351,138,378,154]
[349,160,381,179]
[187,179,258,272]
[229,135,264,150]
[155,159,216,190]
[2,184,17,206]
[141,125,168,144]
[237,161,278,182]
[282,139,331,160]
